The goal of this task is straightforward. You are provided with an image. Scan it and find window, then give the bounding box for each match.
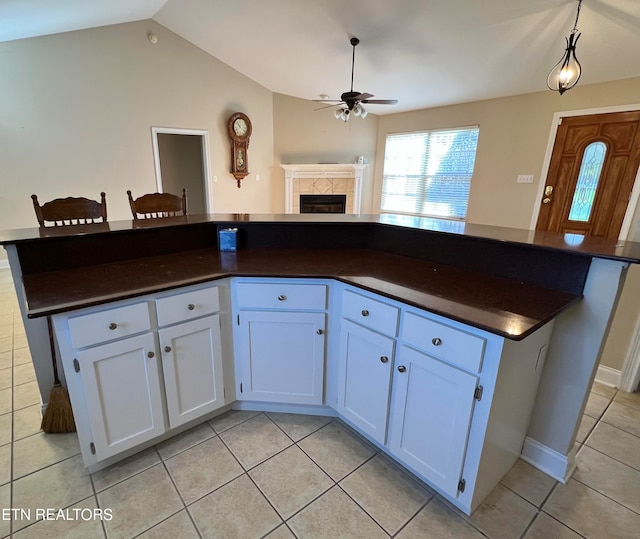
[568,141,607,222]
[381,127,480,219]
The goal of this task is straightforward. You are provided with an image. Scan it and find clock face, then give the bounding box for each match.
[234,119,248,137]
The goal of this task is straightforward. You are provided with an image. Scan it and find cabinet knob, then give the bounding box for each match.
[432,337,442,346]
[278,295,287,301]
[147,351,155,358]
[187,303,195,311]
[164,346,172,353]
[361,309,370,317]
[316,329,324,335]
[397,365,406,373]
[380,356,389,364]
[108,322,118,330]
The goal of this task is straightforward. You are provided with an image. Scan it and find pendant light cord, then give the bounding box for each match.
[571,0,583,34]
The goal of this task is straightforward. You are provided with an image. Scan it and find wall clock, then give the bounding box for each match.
[227,112,252,188]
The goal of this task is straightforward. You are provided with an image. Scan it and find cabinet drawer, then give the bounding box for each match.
[401,312,485,373]
[68,302,152,349]
[156,286,220,327]
[236,282,327,310]
[342,289,399,337]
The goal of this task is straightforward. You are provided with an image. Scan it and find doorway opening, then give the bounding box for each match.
[151,127,213,213]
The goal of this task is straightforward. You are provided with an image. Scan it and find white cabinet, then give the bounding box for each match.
[234,280,327,405]
[75,332,164,461]
[237,310,326,405]
[54,282,228,469]
[159,315,225,428]
[336,284,553,515]
[388,345,479,499]
[337,320,394,444]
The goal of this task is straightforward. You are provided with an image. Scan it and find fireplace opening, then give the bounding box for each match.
[300,194,346,214]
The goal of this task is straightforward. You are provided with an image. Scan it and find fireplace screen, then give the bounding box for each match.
[300,194,346,214]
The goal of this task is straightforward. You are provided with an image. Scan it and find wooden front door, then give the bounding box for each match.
[536,111,640,239]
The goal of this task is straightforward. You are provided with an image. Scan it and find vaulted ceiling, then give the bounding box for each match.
[2,0,640,114]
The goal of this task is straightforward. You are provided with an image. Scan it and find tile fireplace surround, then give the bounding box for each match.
[281,164,367,214]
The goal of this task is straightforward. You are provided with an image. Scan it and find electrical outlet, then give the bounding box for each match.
[517,174,534,184]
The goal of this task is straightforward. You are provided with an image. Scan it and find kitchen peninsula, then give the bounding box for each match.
[1,213,637,514]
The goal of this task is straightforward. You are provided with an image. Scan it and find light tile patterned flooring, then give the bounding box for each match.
[1,268,640,538]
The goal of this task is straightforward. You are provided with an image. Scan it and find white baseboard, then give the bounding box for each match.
[521,437,578,483]
[595,365,621,388]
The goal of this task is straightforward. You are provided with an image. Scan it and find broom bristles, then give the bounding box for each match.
[41,383,76,433]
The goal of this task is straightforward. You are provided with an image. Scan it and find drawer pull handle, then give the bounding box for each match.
[361,309,370,317]
[380,356,389,364]
[278,295,287,301]
[316,329,324,335]
[397,365,406,373]
[109,323,118,330]
[164,346,172,353]
[147,351,155,358]
[432,337,443,346]
[188,304,195,311]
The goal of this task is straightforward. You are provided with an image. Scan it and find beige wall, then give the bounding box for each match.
[374,77,640,230]
[0,20,275,239]
[273,94,379,213]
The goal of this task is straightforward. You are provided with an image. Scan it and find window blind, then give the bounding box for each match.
[381,127,479,219]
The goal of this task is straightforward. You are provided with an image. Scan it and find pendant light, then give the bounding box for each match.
[547,0,583,95]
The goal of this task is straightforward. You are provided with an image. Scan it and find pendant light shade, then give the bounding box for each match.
[547,0,584,95]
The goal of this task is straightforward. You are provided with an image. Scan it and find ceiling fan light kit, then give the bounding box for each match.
[547,0,583,95]
[314,37,397,121]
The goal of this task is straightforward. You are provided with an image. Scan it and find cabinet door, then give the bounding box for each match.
[238,311,325,405]
[337,320,394,444]
[389,345,478,498]
[76,333,164,461]
[159,315,225,428]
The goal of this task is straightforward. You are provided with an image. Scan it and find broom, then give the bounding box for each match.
[41,316,76,433]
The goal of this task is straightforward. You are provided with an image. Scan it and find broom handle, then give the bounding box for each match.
[47,316,61,386]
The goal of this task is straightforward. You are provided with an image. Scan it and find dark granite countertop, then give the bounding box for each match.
[22,248,581,340]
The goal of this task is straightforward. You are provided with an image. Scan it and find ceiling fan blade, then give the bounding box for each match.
[314,103,342,111]
[312,99,344,103]
[361,99,398,105]
[353,92,374,101]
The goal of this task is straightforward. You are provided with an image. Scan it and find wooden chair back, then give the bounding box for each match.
[31,193,108,227]
[127,189,187,219]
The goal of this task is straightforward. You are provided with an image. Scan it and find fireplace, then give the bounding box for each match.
[281,164,368,214]
[300,194,346,214]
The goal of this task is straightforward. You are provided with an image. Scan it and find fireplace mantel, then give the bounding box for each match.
[281,164,367,214]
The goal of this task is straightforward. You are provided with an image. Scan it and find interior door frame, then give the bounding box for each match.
[530,104,640,240]
[151,127,214,213]
[531,103,640,392]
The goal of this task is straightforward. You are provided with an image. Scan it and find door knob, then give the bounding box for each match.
[187,304,195,310]
[164,346,172,353]
[147,351,155,358]
[109,323,118,330]
[544,185,554,196]
[432,337,442,346]
[380,356,389,363]
[316,329,324,335]
[397,365,406,373]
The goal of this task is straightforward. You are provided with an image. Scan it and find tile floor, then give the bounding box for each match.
[1,268,640,538]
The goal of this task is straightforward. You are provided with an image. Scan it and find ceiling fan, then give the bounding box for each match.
[314,37,398,121]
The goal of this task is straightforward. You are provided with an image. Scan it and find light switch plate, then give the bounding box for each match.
[517,174,534,184]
